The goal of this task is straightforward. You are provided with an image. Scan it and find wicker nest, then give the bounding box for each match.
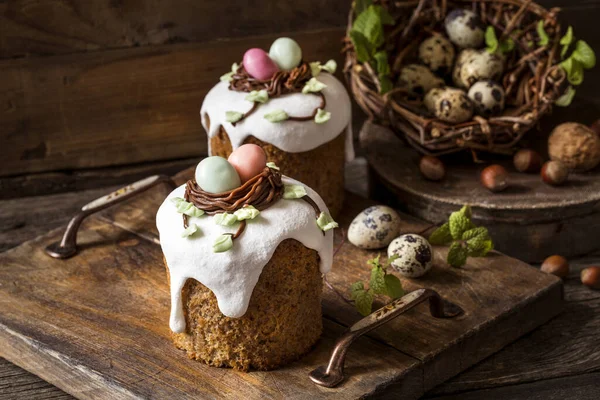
[344,0,569,156]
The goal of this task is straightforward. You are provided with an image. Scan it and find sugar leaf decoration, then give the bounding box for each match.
[171,197,205,217]
[181,224,200,238]
[266,162,280,170]
[220,62,239,82]
[225,111,244,123]
[264,109,289,123]
[310,60,338,76]
[213,234,233,253]
[214,212,238,226]
[233,205,260,221]
[316,212,338,232]
[302,77,327,94]
[283,184,307,199]
[315,108,331,124]
[245,90,269,104]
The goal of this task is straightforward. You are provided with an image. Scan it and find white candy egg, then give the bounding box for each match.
[269,37,302,71]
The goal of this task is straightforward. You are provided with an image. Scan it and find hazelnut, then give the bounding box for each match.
[419,155,446,181]
[540,255,569,278]
[548,122,600,171]
[581,266,600,289]
[541,161,569,186]
[480,165,508,192]
[590,119,600,137]
[513,149,542,173]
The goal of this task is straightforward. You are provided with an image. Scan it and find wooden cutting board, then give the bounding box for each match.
[0,168,563,399]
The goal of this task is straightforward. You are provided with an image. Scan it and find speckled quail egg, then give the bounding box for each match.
[468,80,505,117]
[424,87,473,123]
[418,35,455,75]
[387,234,433,278]
[445,9,485,49]
[452,49,478,87]
[453,49,504,89]
[348,205,402,249]
[398,64,444,96]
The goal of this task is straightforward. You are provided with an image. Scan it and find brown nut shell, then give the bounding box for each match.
[419,155,446,181]
[581,266,600,289]
[480,164,508,192]
[540,255,569,278]
[548,122,600,171]
[513,149,542,173]
[541,161,569,186]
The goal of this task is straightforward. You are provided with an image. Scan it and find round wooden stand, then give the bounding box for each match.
[361,120,600,262]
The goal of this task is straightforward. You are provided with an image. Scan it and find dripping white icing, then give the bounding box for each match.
[156,177,334,333]
[201,73,355,161]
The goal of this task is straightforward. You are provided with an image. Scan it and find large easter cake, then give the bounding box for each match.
[201,37,354,216]
[156,144,337,371]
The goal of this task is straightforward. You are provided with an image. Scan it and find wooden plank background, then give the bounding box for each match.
[1,0,599,180]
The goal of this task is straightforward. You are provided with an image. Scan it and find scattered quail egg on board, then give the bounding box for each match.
[348,205,402,250]
[398,64,444,96]
[387,234,433,278]
[444,9,485,49]
[418,35,456,74]
[468,80,505,117]
[424,87,473,123]
[454,49,504,89]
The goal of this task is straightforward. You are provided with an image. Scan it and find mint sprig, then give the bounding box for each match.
[350,254,404,316]
[429,205,494,268]
[485,26,515,55]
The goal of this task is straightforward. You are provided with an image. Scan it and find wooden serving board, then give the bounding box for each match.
[0,168,563,399]
[361,120,600,263]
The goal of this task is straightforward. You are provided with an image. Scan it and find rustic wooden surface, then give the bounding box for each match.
[0,163,565,399]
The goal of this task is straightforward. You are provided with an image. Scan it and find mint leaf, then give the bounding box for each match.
[555,86,576,107]
[429,222,452,245]
[448,242,468,268]
[213,234,233,253]
[315,108,331,124]
[560,26,574,59]
[385,254,399,267]
[537,20,549,46]
[384,274,404,299]
[355,289,374,316]
[317,212,339,232]
[462,227,489,241]
[367,254,381,269]
[458,205,472,219]
[283,184,307,199]
[467,238,494,257]
[349,30,374,63]
[354,0,373,14]
[376,6,395,26]
[449,212,471,240]
[499,37,515,53]
[561,57,584,85]
[379,74,393,94]
[350,281,365,299]
[486,26,498,53]
[353,5,385,48]
[373,51,390,76]
[264,109,289,123]
[572,40,596,69]
[225,111,244,123]
[370,266,386,295]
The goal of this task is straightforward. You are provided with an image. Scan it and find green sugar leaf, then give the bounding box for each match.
[350,281,365,299]
[560,26,574,59]
[555,86,576,107]
[321,59,337,74]
[213,234,233,253]
[283,184,307,199]
[355,288,374,316]
[317,212,339,232]
[429,222,452,245]
[349,30,374,63]
[561,57,584,85]
[309,61,322,77]
[225,111,244,123]
[449,212,471,240]
[264,109,289,123]
[537,20,549,46]
[181,224,200,238]
[462,227,489,241]
[572,40,596,69]
[384,274,404,299]
[266,162,280,170]
[485,26,499,53]
[220,71,234,83]
[467,237,494,257]
[448,242,468,268]
[369,266,386,295]
[171,197,205,217]
[302,77,327,94]
[245,89,269,104]
[233,205,260,221]
[315,108,331,124]
[214,212,238,226]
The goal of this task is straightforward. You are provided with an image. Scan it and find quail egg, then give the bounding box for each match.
[398,64,444,96]
[425,87,473,123]
[454,49,504,89]
[452,49,478,87]
[445,9,485,49]
[387,234,434,278]
[468,80,505,117]
[418,35,455,75]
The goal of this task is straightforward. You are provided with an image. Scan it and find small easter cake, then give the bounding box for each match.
[201,37,354,217]
[156,144,337,371]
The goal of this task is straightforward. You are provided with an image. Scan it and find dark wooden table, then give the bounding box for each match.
[1,157,599,400]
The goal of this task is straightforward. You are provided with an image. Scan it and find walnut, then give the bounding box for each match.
[548,122,600,171]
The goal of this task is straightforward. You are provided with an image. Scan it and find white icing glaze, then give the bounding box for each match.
[201,73,355,161]
[156,177,334,333]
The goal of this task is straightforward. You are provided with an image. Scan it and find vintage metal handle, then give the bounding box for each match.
[309,288,463,388]
[45,175,177,259]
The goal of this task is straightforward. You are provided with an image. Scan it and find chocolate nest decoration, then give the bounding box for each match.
[228,62,326,124]
[182,166,323,241]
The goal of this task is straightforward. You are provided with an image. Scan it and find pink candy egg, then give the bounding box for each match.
[242,48,279,81]
[228,144,267,183]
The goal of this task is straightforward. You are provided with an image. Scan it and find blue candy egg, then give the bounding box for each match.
[195,156,241,193]
[269,37,302,71]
